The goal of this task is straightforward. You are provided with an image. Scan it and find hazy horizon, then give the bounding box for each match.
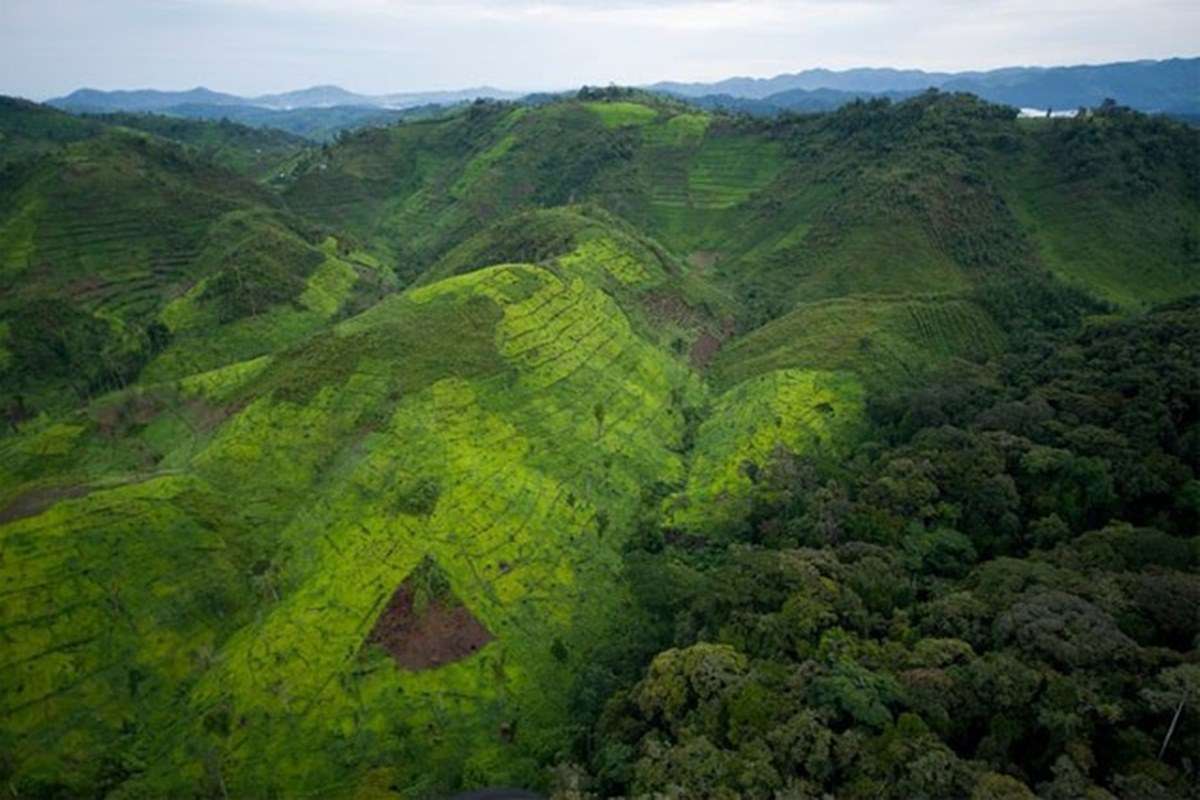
[3,0,1198,101]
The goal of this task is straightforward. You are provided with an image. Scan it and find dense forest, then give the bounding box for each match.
[0,87,1197,799]
[555,297,1200,799]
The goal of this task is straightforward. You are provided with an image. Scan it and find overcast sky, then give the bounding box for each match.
[2,0,1196,100]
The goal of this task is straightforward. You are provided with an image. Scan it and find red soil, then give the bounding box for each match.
[365,583,493,671]
[689,332,722,369]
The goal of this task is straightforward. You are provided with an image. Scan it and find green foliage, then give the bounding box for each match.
[0,95,104,168]
[92,110,309,179]
[193,217,331,323]
[573,299,1200,800]
[2,89,1198,799]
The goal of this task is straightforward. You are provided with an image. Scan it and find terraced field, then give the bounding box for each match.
[687,135,785,210]
[711,294,1006,390]
[0,259,702,796]
[667,368,865,534]
[3,90,1198,799]
[0,128,406,412]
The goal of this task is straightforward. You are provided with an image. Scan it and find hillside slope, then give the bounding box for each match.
[0,104,392,414]
[1,90,1197,798]
[282,91,1199,371]
[0,253,704,796]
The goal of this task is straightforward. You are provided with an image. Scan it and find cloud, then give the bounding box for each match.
[1,0,1196,98]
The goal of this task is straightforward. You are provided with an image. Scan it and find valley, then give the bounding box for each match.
[1,87,1198,798]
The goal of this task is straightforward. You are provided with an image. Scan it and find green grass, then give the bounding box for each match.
[643,112,710,148]
[3,90,1199,798]
[0,260,699,797]
[711,294,1005,391]
[584,101,660,128]
[666,368,865,534]
[1004,131,1200,307]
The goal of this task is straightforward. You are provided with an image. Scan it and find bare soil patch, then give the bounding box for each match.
[689,332,722,369]
[688,250,721,271]
[365,571,493,671]
[641,291,700,329]
[0,485,91,525]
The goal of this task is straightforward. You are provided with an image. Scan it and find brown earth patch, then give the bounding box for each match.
[94,393,162,438]
[0,485,91,526]
[688,250,721,271]
[689,319,736,369]
[365,576,493,671]
[185,397,243,433]
[641,291,700,329]
[689,332,722,369]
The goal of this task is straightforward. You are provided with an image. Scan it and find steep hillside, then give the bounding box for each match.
[0,254,704,796]
[0,96,104,168]
[90,112,308,178]
[1,89,1197,798]
[283,91,1199,371]
[1005,107,1200,305]
[0,106,385,414]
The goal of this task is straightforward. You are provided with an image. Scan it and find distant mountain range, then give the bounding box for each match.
[38,57,1199,137]
[47,84,521,113]
[653,58,1200,115]
[43,85,524,141]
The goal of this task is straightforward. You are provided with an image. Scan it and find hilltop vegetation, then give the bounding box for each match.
[0,96,104,168]
[134,102,454,144]
[89,112,307,176]
[0,88,1197,798]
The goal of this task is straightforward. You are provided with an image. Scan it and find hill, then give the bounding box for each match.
[0,257,700,797]
[153,101,451,142]
[0,95,105,168]
[48,86,246,113]
[43,85,521,142]
[1,89,1197,798]
[0,101,391,416]
[282,89,1199,320]
[90,112,308,176]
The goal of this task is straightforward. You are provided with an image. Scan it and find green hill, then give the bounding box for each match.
[1,90,1197,798]
[0,96,105,169]
[1,256,700,796]
[90,112,309,180]
[0,106,388,415]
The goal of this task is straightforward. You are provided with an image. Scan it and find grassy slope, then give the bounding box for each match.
[0,106,392,413]
[2,92,1198,798]
[1004,114,1200,307]
[92,111,310,180]
[0,259,700,797]
[0,96,105,169]
[710,294,1005,392]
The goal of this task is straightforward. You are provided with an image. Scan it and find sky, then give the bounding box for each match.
[2,0,1197,100]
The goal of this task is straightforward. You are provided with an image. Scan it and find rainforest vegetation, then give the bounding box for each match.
[0,87,1197,799]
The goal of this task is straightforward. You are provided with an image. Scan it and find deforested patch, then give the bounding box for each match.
[364,556,494,671]
[0,484,91,525]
